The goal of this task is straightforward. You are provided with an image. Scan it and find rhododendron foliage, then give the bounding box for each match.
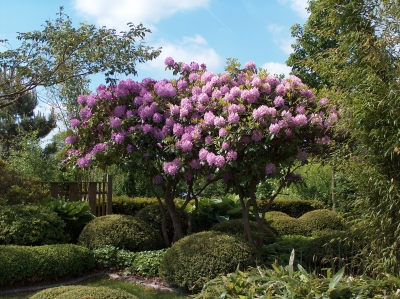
[64,58,337,245]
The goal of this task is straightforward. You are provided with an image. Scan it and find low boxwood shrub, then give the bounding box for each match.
[258,198,325,218]
[0,204,68,245]
[210,219,277,245]
[264,211,292,219]
[30,285,138,299]
[78,214,164,251]
[159,231,256,291]
[0,244,95,286]
[125,248,168,277]
[298,209,345,232]
[266,214,312,237]
[112,196,158,216]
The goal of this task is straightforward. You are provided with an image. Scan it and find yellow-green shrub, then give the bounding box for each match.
[258,198,325,218]
[112,196,158,216]
[298,209,345,231]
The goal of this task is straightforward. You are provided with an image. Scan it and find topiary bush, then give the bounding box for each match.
[78,214,164,251]
[30,285,138,299]
[112,196,158,216]
[210,219,277,245]
[266,215,312,237]
[0,244,95,286]
[298,209,345,232]
[0,204,68,245]
[265,211,292,219]
[258,198,325,218]
[159,231,256,291]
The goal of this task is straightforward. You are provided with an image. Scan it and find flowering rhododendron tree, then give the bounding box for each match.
[65,57,337,246]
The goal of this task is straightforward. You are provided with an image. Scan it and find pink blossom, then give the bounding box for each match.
[245,61,256,69]
[79,107,92,120]
[219,128,228,137]
[153,174,163,185]
[77,154,92,168]
[110,117,121,128]
[77,95,87,105]
[205,136,212,143]
[190,159,201,169]
[293,114,308,126]
[228,113,240,124]
[126,144,133,153]
[70,119,80,128]
[252,130,263,142]
[180,140,193,152]
[269,123,280,134]
[163,159,180,176]
[113,105,126,118]
[86,94,98,107]
[215,155,226,167]
[65,136,77,144]
[165,57,174,66]
[91,143,106,155]
[206,152,216,165]
[222,142,230,150]
[204,111,216,125]
[296,151,308,162]
[226,150,238,161]
[214,116,226,127]
[189,73,199,82]
[173,123,184,136]
[319,98,329,106]
[273,96,285,107]
[199,149,209,161]
[153,112,163,123]
[265,163,276,174]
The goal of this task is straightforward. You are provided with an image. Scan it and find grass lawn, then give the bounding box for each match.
[1,276,190,299]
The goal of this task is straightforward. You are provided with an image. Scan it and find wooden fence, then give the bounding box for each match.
[43,175,112,217]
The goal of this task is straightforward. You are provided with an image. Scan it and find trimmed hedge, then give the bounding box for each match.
[78,214,164,251]
[210,219,277,245]
[266,215,312,237]
[0,204,68,245]
[258,198,325,218]
[159,231,256,291]
[298,209,345,231]
[30,286,138,299]
[112,196,158,216]
[0,244,95,286]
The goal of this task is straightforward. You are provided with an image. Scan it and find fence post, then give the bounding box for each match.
[69,182,78,201]
[88,182,97,215]
[50,183,58,198]
[106,175,113,215]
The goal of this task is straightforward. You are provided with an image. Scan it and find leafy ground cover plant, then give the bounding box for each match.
[125,249,168,277]
[192,250,400,298]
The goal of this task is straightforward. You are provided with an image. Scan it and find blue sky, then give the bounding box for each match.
[0,0,309,137]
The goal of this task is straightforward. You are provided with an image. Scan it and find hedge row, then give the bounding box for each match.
[257,198,325,218]
[112,196,159,216]
[0,244,95,286]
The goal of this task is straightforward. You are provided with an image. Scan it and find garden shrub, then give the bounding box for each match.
[125,249,168,277]
[133,203,188,242]
[265,214,312,237]
[30,285,138,299]
[0,244,95,286]
[41,196,95,243]
[78,214,164,251]
[257,198,325,218]
[0,159,48,205]
[112,196,158,216]
[298,209,345,232]
[159,231,256,291]
[264,211,292,219]
[0,204,68,245]
[210,219,277,245]
[93,245,136,269]
[262,235,313,266]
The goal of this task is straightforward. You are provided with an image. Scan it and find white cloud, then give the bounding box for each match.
[267,24,295,55]
[138,35,222,77]
[278,0,310,19]
[73,0,211,30]
[261,62,292,77]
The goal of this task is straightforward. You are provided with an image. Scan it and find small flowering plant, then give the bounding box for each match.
[64,57,337,246]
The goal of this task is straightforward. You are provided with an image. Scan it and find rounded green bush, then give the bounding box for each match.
[266,215,312,237]
[298,209,345,231]
[30,285,138,299]
[159,231,256,291]
[78,214,163,251]
[134,203,187,243]
[265,211,292,219]
[0,244,95,286]
[0,204,68,245]
[210,219,277,245]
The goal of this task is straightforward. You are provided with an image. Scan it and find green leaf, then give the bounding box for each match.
[328,267,344,291]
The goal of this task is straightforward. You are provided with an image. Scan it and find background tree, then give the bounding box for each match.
[0,7,161,115]
[287,0,400,275]
[0,88,56,154]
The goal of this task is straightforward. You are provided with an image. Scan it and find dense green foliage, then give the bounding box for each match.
[287,0,400,275]
[112,196,158,216]
[210,219,277,246]
[0,244,95,286]
[0,159,48,205]
[93,245,136,269]
[192,263,400,298]
[78,214,164,251]
[159,231,256,291]
[299,209,345,232]
[125,249,168,277]
[0,204,68,245]
[265,214,312,237]
[41,196,95,242]
[259,198,325,218]
[30,285,138,299]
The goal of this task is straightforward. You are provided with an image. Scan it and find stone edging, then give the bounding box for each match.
[0,272,181,297]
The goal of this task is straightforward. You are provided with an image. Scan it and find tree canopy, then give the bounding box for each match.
[0,7,161,110]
